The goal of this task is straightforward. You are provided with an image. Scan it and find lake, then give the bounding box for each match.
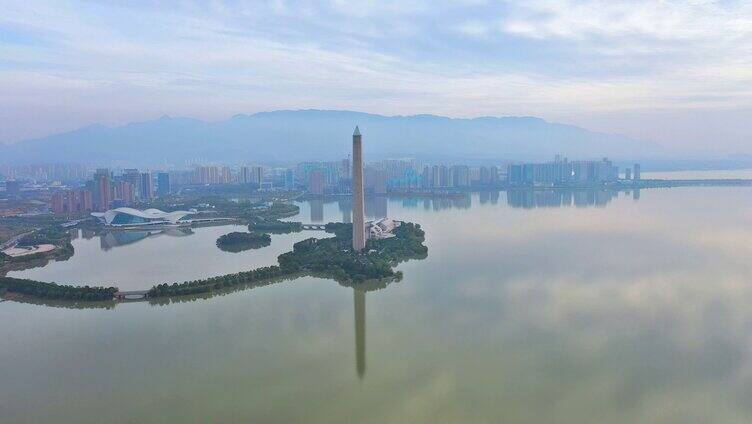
[2,185,752,423]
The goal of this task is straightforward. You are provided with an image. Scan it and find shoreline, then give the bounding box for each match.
[0,221,428,306]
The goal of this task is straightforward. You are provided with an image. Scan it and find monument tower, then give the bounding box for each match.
[352,126,366,251]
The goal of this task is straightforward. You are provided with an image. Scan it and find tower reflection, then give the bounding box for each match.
[310,198,324,222]
[354,288,366,379]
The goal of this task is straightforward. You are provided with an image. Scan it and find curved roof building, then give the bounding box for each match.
[92,207,194,227]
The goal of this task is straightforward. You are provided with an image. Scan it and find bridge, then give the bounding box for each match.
[114,290,149,301]
[301,224,327,230]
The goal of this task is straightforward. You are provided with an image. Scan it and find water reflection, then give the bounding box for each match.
[408,194,472,212]
[506,189,628,209]
[338,198,352,223]
[310,198,324,222]
[365,196,388,219]
[99,228,194,251]
[5,187,752,423]
[478,190,500,205]
[354,288,366,379]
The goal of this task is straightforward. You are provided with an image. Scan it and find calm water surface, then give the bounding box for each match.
[2,186,752,423]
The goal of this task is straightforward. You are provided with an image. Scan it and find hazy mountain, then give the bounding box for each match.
[0,110,659,165]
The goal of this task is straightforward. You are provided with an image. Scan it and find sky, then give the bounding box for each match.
[1,0,751,154]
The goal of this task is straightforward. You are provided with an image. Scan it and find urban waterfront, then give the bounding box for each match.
[2,184,752,423]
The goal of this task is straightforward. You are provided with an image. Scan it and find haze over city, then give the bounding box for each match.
[2,0,752,155]
[3,3,752,424]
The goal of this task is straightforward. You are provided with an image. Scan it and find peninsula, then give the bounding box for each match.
[0,220,427,302]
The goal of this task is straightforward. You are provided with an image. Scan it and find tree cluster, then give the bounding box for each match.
[0,277,117,301]
[216,231,272,252]
[17,225,70,246]
[248,217,303,234]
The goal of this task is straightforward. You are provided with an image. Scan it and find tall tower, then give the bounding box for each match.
[352,126,366,251]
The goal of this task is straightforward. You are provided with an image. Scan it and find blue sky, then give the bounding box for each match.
[1,0,751,154]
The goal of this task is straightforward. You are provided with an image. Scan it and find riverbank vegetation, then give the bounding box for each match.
[216,232,272,252]
[0,276,117,301]
[151,221,426,298]
[248,217,302,234]
[2,221,428,303]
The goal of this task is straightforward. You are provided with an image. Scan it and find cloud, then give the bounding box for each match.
[0,0,751,152]
[500,0,752,42]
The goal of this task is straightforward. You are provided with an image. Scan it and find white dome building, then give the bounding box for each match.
[92,207,194,227]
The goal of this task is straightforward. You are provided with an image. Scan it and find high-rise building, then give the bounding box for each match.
[51,189,93,213]
[196,166,223,185]
[508,157,617,186]
[251,166,263,185]
[365,167,387,194]
[352,126,366,251]
[240,166,251,184]
[308,170,325,195]
[139,172,154,200]
[341,158,351,180]
[157,172,170,196]
[122,169,141,197]
[64,190,77,213]
[51,192,64,214]
[421,166,432,188]
[79,190,93,212]
[633,164,641,180]
[94,169,112,212]
[284,169,295,190]
[115,181,135,205]
[452,165,471,187]
[625,168,632,180]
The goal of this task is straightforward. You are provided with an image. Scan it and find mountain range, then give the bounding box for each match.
[0,110,659,166]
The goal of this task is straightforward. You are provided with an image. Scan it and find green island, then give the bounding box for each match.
[248,217,303,234]
[1,221,428,303]
[216,231,272,252]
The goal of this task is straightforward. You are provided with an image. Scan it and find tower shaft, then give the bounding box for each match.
[352,127,366,251]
